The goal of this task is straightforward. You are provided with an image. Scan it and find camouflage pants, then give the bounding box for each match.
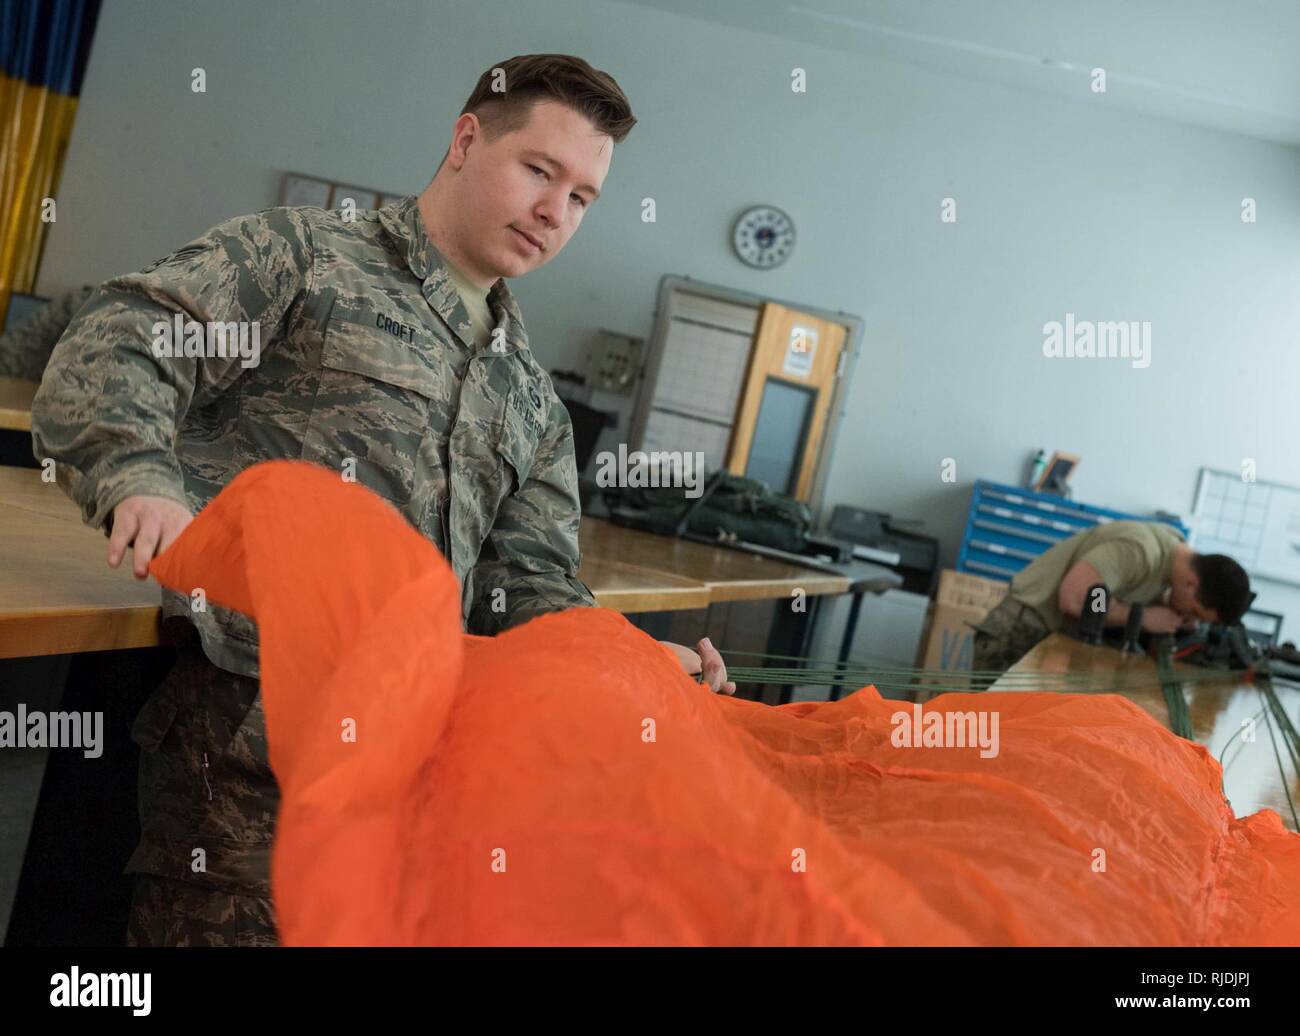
[971,597,1052,681]
[126,875,277,947]
[125,642,280,946]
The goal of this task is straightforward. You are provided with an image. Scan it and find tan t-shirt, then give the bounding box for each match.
[442,257,496,350]
[1010,520,1186,632]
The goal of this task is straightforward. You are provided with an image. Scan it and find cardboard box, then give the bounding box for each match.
[919,602,987,675]
[915,570,1011,692]
[934,569,1009,613]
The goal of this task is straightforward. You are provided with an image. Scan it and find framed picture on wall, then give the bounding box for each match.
[1035,451,1081,494]
[279,172,332,208]
[279,172,403,211]
[331,185,380,210]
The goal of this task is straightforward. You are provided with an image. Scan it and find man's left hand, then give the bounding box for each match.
[660,638,736,695]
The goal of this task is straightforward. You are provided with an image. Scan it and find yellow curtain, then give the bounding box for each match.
[0,1,101,329]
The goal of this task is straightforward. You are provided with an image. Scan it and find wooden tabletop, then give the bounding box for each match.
[580,517,849,603]
[578,552,712,613]
[0,466,162,658]
[0,376,38,431]
[992,633,1300,828]
[0,467,848,658]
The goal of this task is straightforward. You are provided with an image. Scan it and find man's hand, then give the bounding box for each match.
[108,495,193,579]
[1142,604,1192,635]
[660,638,737,695]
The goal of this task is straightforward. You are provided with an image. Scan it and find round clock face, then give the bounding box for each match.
[732,205,795,268]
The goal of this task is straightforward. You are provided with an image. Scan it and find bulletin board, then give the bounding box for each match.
[1190,467,1300,587]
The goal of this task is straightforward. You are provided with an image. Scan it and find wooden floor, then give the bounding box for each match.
[993,633,1300,829]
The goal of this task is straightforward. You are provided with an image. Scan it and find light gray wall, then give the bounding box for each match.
[38,0,1300,635]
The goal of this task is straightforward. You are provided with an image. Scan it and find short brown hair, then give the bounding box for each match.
[460,54,636,145]
[1192,553,1252,625]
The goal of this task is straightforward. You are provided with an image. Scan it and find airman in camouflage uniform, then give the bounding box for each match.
[30,194,596,945]
[0,284,94,380]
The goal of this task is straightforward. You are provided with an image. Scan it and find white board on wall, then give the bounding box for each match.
[1191,468,1300,587]
[636,291,757,474]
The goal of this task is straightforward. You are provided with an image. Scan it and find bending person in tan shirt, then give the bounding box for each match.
[972,520,1251,675]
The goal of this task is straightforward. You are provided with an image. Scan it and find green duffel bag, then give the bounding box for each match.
[606,471,812,553]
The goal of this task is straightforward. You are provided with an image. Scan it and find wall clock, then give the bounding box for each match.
[732,205,795,268]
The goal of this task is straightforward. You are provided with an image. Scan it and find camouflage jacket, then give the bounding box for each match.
[0,285,95,380]
[31,195,595,679]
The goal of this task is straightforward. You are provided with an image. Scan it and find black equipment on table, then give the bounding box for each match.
[1072,583,1109,645]
[1121,603,1144,654]
[1172,622,1260,671]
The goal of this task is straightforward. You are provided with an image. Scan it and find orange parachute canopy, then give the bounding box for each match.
[150,461,1300,945]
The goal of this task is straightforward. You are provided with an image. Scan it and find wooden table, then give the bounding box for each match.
[0,377,37,431]
[992,633,1300,828]
[580,516,849,604]
[0,466,161,657]
[0,466,849,659]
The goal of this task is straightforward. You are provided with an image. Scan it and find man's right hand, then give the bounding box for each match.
[108,495,193,579]
[1141,604,1188,635]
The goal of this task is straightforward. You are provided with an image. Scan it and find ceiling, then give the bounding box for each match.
[621,0,1300,146]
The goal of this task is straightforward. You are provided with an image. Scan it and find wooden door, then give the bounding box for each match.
[725,302,847,502]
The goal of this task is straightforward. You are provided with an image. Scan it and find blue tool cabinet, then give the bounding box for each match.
[956,480,1189,582]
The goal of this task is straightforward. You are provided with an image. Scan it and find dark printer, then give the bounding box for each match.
[821,505,939,596]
